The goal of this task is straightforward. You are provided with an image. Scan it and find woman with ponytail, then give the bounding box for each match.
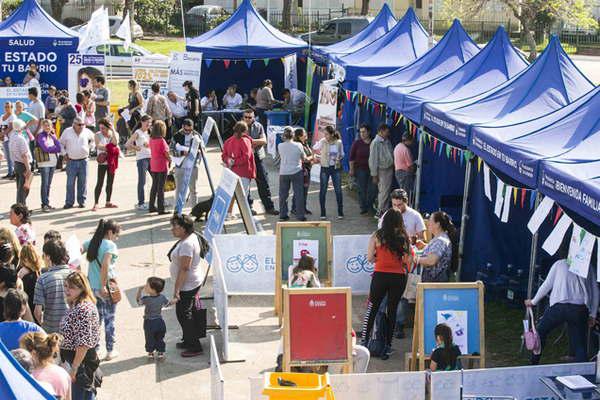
[415,211,458,282]
[82,219,121,361]
[430,323,461,371]
[20,331,71,399]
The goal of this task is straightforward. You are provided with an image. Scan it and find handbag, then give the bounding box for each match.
[97,152,107,164]
[192,293,207,339]
[402,264,421,302]
[524,307,541,355]
[96,257,121,304]
[164,169,176,192]
[34,146,50,163]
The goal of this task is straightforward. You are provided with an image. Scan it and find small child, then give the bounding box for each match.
[429,323,461,372]
[290,254,320,288]
[136,277,171,360]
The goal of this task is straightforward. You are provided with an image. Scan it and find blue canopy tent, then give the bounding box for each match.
[0,340,55,399]
[0,0,79,92]
[311,4,396,64]
[465,87,600,292]
[357,19,480,103]
[186,0,307,97]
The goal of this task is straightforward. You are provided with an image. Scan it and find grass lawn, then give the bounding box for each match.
[137,38,185,56]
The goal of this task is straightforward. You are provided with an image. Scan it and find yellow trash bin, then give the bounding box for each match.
[262,372,335,400]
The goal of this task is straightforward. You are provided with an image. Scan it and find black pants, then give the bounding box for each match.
[364,272,407,347]
[144,318,166,353]
[94,164,114,204]
[14,161,28,205]
[175,285,202,350]
[149,171,167,211]
[248,157,275,211]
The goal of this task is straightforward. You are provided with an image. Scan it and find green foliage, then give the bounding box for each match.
[2,0,23,19]
[134,0,179,34]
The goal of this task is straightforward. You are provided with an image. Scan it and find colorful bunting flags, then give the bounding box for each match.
[530,190,537,209]
[245,59,253,68]
[223,60,230,69]
[553,207,563,225]
[521,188,526,208]
[205,59,213,68]
[263,58,270,66]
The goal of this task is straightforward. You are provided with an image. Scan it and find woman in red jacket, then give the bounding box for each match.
[222,121,256,194]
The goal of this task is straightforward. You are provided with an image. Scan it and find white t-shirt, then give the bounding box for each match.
[1,114,15,142]
[377,206,426,237]
[29,99,45,120]
[169,234,207,292]
[134,129,151,160]
[222,93,243,109]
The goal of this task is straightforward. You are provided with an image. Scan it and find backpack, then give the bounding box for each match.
[367,300,391,357]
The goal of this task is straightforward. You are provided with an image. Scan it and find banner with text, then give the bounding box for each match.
[132,55,170,101]
[333,235,373,295]
[68,53,105,104]
[168,51,202,98]
[0,86,40,114]
[313,82,338,144]
[213,234,276,294]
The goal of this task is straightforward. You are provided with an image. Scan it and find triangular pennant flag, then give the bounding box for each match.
[205,59,213,68]
[452,147,457,162]
[513,187,518,205]
[439,141,444,157]
[553,207,563,225]
[433,137,438,152]
[464,150,472,164]
[352,92,357,102]
[299,56,306,63]
[263,58,270,66]
[477,157,482,172]
[223,59,231,69]
[346,90,351,102]
[520,188,526,208]
[529,190,537,209]
[395,115,402,127]
[245,59,253,68]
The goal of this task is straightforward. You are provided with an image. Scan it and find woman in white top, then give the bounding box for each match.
[126,115,153,210]
[168,214,209,357]
[1,102,16,179]
[525,242,599,364]
[92,118,119,211]
[200,89,218,112]
[313,126,345,220]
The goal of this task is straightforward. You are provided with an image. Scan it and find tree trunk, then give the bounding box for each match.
[521,19,537,61]
[123,0,136,42]
[50,0,67,21]
[282,0,292,30]
[361,0,370,15]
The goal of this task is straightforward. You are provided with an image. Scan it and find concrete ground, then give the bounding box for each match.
[0,142,411,399]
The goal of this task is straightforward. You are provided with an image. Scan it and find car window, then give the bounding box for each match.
[321,23,335,34]
[209,8,221,15]
[114,45,131,57]
[338,22,351,35]
[96,44,110,55]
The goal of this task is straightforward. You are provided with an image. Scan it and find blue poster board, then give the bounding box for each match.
[203,169,238,263]
[412,281,485,370]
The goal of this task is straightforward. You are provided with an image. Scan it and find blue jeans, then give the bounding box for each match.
[144,318,166,353]
[174,166,196,215]
[319,166,343,217]
[3,140,13,175]
[95,294,116,352]
[72,382,95,400]
[279,171,304,219]
[355,168,377,212]
[136,158,150,206]
[532,303,588,364]
[40,166,55,207]
[65,159,88,207]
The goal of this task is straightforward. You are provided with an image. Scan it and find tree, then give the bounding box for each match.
[440,0,598,59]
[50,0,67,21]
[122,0,136,41]
[361,0,370,15]
[282,0,292,30]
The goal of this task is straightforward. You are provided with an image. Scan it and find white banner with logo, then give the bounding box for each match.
[210,335,224,400]
[214,234,276,295]
[250,371,426,400]
[168,51,202,98]
[282,53,297,89]
[313,82,338,144]
[333,235,373,295]
[212,239,230,361]
[67,53,105,104]
[0,86,40,113]
[431,362,594,400]
[132,55,170,101]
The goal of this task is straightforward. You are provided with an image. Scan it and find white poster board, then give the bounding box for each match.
[168,51,202,98]
[214,234,275,295]
[332,235,373,295]
[212,239,230,361]
[132,55,170,101]
[210,335,224,400]
[67,54,105,104]
[313,82,338,144]
[437,310,468,355]
[567,223,595,278]
[282,53,297,90]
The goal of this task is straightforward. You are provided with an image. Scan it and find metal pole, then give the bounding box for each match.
[428,2,434,48]
[179,0,187,41]
[527,191,542,299]
[267,0,271,23]
[456,157,473,280]
[414,124,425,210]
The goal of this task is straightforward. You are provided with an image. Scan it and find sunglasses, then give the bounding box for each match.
[243,116,253,119]
[75,123,85,126]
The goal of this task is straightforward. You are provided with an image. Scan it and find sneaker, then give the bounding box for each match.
[266,209,280,216]
[77,204,85,208]
[279,216,290,221]
[148,207,157,213]
[104,350,119,361]
[136,203,148,210]
[251,209,258,216]
[181,348,203,358]
[320,215,327,220]
[156,352,165,360]
[63,205,73,209]
[42,205,50,213]
[337,215,344,220]
[147,352,155,360]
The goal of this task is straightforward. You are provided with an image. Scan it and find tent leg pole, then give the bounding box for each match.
[527,192,542,299]
[414,125,425,210]
[354,101,360,141]
[456,158,472,281]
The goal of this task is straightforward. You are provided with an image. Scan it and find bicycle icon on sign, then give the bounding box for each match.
[346,254,374,274]
[225,254,260,273]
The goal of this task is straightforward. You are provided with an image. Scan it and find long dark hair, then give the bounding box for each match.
[10,203,31,225]
[375,209,409,260]
[293,255,316,275]
[431,211,459,272]
[86,219,120,262]
[435,323,457,369]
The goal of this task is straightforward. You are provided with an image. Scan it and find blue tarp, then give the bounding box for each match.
[389,26,528,124]
[472,86,600,188]
[0,340,55,399]
[0,0,79,91]
[422,35,594,147]
[357,19,479,103]
[311,4,396,64]
[333,7,429,90]
[186,0,307,59]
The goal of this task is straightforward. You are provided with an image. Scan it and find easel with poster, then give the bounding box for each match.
[410,282,485,371]
[282,287,352,373]
[275,222,332,319]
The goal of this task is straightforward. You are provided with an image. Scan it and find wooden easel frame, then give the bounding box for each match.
[410,281,485,371]
[275,221,333,319]
[282,287,353,373]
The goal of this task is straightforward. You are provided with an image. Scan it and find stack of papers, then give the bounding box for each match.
[556,375,596,390]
